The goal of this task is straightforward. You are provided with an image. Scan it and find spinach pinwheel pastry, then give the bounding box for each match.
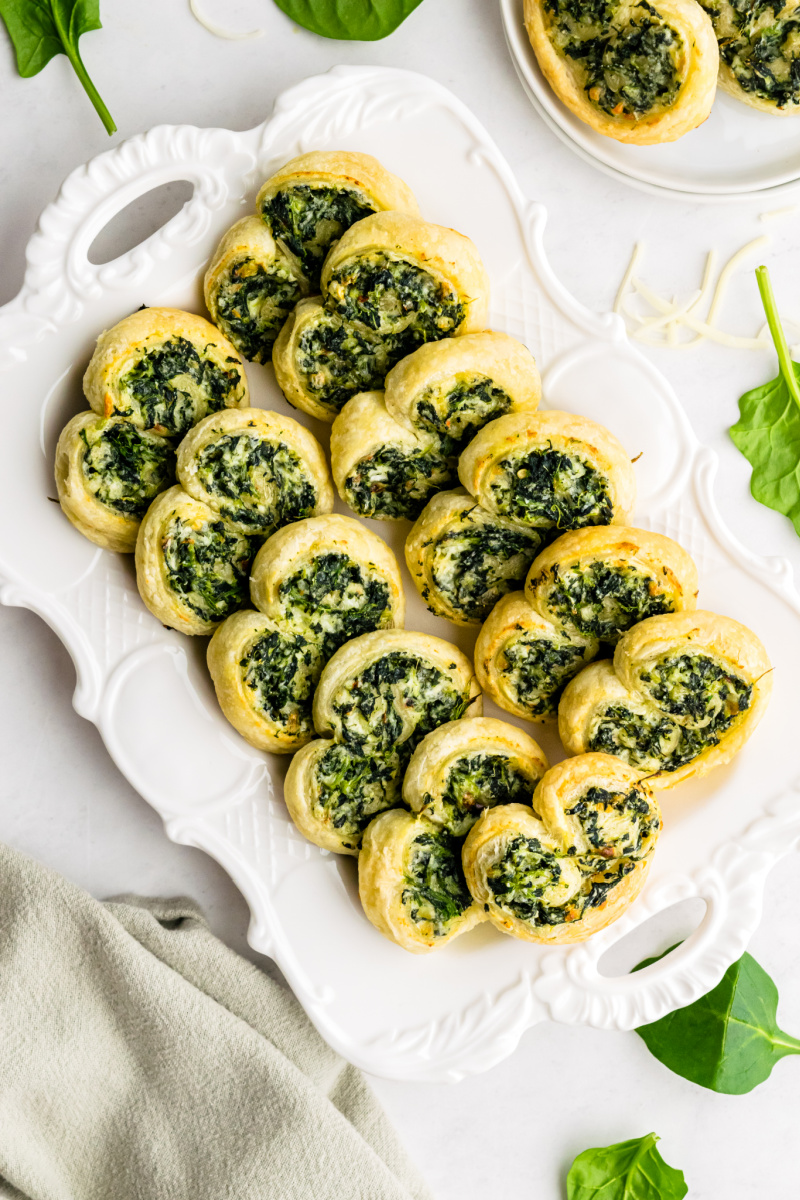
[208,515,404,753]
[358,810,486,954]
[322,212,489,356]
[135,486,253,635]
[405,489,544,625]
[524,0,718,144]
[383,331,541,457]
[463,753,661,944]
[698,0,800,113]
[176,407,332,536]
[475,526,698,721]
[284,630,481,854]
[272,297,392,422]
[55,412,175,552]
[403,717,549,837]
[256,151,419,289]
[330,391,455,522]
[559,610,773,788]
[204,217,306,363]
[83,308,248,440]
[459,410,636,535]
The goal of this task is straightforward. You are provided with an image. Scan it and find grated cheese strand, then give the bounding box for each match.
[613,242,644,316]
[189,0,265,39]
[706,236,770,328]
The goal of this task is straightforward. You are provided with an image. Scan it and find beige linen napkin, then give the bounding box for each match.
[0,843,432,1200]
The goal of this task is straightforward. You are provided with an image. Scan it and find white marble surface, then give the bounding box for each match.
[1,2,799,1196]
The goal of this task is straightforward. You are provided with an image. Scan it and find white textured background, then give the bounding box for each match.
[1,2,799,1197]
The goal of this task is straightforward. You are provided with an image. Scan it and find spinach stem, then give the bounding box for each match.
[756,265,800,414]
[51,8,116,135]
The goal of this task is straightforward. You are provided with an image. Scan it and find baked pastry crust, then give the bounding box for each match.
[55,411,174,553]
[405,488,544,626]
[83,308,248,439]
[524,0,718,145]
[176,406,333,535]
[203,216,306,363]
[358,810,486,954]
[330,390,454,522]
[458,410,636,532]
[462,754,661,944]
[558,610,773,788]
[135,485,252,635]
[403,716,549,836]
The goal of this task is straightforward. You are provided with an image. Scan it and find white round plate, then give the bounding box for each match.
[501,0,800,202]
[1,65,799,1082]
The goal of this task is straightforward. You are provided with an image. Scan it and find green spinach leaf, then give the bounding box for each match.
[730,265,800,536]
[272,0,424,41]
[0,0,115,133]
[634,945,800,1094]
[566,1132,687,1200]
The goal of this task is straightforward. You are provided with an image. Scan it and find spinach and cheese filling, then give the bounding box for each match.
[700,0,800,109]
[547,0,686,119]
[261,185,378,286]
[432,753,533,836]
[213,256,303,363]
[80,419,174,517]
[161,516,252,623]
[636,652,753,729]
[326,252,467,356]
[428,520,543,623]
[587,699,739,773]
[538,560,673,643]
[489,445,615,531]
[487,835,584,926]
[277,552,394,659]
[502,633,593,718]
[401,828,474,937]
[296,312,392,416]
[194,433,317,534]
[241,629,324,741]
[331,651,471,762]
[412,375,514,457]
[310,744,402,851]
[565,785,658,868]
[117,337,243,438]
[345,445,456,522]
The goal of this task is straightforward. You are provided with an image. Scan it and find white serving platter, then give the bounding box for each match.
[1,65,799,1083]
[501,0,800,202]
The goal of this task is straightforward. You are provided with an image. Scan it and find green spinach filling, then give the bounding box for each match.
[501,633,591,718]
[413,376,514,456]
[540,561,672,642]
[428,518,543,622]
[119,337,242,438]
[490,445,614,531]
[565,785,657,867]
[278,552,393,659]
[296,314,391,415]
[547,0,684,118]
[80,421,174,517]
[327,252,466,357]
[261,185,377,286]
[214,256,303,363]
[700,0,800,107]
[312,744,401,851]
[402,830,473,936]
[638,652,752,728]
[195,432,316,533]
[431,753,533,836]
[241,630,323,739]
[488,835,577,925]
[161,516,251,623]
[345,445,455,521]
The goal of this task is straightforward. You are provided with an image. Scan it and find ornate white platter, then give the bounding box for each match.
[1,65,799,1083]
[501,0,800,202]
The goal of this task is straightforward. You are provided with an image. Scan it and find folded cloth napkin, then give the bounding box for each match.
[0,844,433,1200]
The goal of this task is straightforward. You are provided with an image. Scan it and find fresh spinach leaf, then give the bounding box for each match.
[272,0,424,41]
[730,265,800,536]
[0,0,115,133]
[634,944,800,1094]
[566,1132,687,1200]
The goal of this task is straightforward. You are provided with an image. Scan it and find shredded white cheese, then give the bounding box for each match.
[189,0,265,39]
[760,206,798,223]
